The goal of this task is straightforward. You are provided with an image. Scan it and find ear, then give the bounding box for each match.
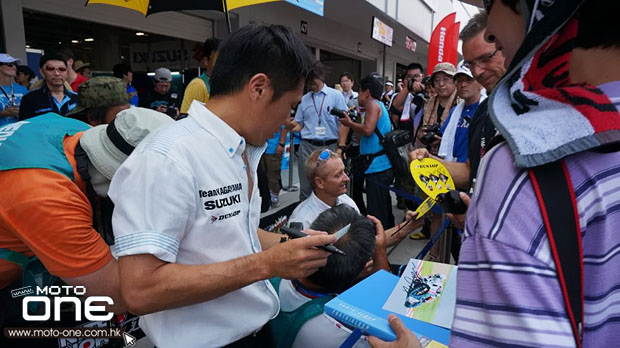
[315,176,325,190]
[247,73,270,103]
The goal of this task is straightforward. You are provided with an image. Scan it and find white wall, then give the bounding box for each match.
[1,0,27,63]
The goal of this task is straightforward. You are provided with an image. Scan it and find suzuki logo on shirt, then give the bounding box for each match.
[204,194,242,210]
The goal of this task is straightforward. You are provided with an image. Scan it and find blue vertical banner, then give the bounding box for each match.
[286,0,324,16]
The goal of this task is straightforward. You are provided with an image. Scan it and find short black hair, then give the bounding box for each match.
[575,1,620,49]
[339,72,354,82]
[17,65,35,80]
[307,204,376,293]
[359,73,384,100]
[307,62,325,84]
[39,52,68,68]
[210,24,315,101]
[113,63,132,79]
[406,63,424,73]
[203,38,221,58]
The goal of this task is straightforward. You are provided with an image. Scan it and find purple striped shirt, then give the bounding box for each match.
[450,82,620,347]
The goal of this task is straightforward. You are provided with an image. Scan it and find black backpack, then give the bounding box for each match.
[374,128,412,178]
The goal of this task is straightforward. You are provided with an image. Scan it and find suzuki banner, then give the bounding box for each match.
[427,13,460,75]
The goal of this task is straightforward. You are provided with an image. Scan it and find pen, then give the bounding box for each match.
[280,226,346,256]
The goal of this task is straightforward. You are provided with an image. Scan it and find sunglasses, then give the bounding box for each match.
[44,66,67,73]
[0,62,16,67]
[317,149,337,166]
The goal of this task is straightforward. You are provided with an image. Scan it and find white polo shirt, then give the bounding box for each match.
[289,192,359,230]
[109,101,279,347]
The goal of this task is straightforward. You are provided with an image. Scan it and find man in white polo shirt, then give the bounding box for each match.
[109,24,335,348]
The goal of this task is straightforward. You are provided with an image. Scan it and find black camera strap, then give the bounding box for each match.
[529,160,583,348]
[74,143,116,245]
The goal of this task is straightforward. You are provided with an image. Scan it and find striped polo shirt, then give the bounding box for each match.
[450,83,620,347]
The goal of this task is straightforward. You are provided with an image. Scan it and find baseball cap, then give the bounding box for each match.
[454,60,474,80]
[0,53,22,65]
[431,62,457,78]
[385,81,394,87]
[67,77,129,116]
[154,68,172,83]
[80,107,173,180]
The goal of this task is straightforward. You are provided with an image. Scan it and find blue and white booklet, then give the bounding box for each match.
[324,260,457,347]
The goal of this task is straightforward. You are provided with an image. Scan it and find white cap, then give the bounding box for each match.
[0,53,22,65]
[454,60,474,79]
[385,81,394,87]
[153,67,172,82]
[80,107,173,180]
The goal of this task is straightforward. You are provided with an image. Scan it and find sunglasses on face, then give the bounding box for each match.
[44,66,67,73]
[0,62,16,68]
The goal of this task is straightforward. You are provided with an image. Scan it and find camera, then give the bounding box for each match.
[330,108,359,122]
[420,123,442,146]
[436,190,468,214]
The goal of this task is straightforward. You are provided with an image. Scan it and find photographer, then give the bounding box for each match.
[389,63,425,133]
[415,63,458,154]
[339,73,394,229]
[139,67,181,119]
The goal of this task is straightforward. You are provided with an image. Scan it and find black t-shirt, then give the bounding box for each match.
[467,99,496,188]
[139,88,180,111]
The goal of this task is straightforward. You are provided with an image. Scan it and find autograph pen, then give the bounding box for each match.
[280,226,346,256]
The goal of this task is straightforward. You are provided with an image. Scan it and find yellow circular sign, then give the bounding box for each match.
[410,158,455,200]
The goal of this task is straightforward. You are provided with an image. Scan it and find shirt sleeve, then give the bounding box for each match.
[336,93,348,111]
[1,170,112,278]
[294,100,305,125]
[109,148,197,263]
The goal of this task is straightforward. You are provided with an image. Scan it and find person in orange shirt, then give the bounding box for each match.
[0,107,172,347]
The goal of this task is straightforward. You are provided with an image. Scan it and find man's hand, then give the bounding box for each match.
[445,192,470,230]
[1,107,19,117]
[263,233,335,280]
[276,144,284,155]
[156,105,167,113]
[367,215,389,271]
[369,315,422,348]
[338,112,354,128]
[410,81,423,94]
[385,211,424,247]
[286,119,302,132]
[409,148,431,162]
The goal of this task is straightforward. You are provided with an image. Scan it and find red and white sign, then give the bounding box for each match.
[427,13,460,75]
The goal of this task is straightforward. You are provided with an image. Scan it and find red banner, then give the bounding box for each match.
[427,13,460,75]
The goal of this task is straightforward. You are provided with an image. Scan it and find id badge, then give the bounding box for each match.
[315,126,326,137]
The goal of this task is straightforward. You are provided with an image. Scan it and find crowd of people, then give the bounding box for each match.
[0,0,619,347]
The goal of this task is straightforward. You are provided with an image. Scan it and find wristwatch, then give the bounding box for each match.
[278,143,285,147]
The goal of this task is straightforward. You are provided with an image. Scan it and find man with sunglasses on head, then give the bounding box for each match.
[19,52,78,120]
[0,54,28,127]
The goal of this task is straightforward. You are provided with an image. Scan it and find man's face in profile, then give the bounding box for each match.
[318,158,349,196]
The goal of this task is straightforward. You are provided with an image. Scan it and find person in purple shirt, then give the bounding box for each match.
[370,1,620,347]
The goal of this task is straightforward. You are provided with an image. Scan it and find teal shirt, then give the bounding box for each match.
[0,113,90,179]
[360,100,392,174]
